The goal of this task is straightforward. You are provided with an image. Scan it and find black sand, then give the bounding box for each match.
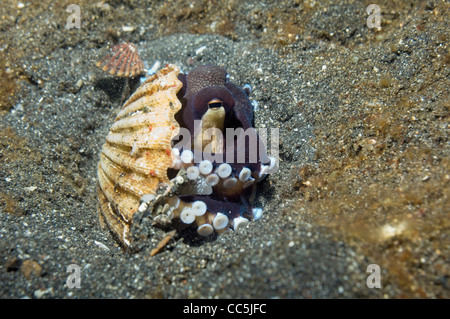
[0,0,448,298]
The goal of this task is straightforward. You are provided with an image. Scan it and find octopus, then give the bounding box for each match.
[97,64,276,249]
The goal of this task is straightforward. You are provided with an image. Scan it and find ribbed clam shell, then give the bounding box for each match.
[96,42,144,77]
[97,64,182,246]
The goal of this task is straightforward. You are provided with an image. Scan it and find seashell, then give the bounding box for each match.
[96,42,144,77]
[97,64,182,246]
[97,64,276,249]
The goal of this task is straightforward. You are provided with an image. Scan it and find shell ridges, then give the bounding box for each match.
[97,64,183,247]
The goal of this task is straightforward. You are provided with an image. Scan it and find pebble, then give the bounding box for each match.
[20,260,43,279]
[94,240,110,251]
[122,26,135,32]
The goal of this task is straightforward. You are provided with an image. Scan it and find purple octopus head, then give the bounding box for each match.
[169,65,275,234]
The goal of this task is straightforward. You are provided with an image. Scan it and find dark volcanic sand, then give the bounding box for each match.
[0,0,448,298]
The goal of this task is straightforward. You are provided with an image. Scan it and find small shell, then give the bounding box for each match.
[97,64,182,246]
[96,42,144,77]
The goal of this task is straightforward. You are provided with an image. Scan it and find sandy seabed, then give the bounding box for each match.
[0,0,448,298]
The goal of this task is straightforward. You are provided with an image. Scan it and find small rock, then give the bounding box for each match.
[94,240,110,251]
[34,289,46,298]
[20,260,43,279]
[75,79,83,89]
[122,25,135,32]
[34,287,53,298]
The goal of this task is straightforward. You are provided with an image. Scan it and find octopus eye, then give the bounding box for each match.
[208,98,223,109]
